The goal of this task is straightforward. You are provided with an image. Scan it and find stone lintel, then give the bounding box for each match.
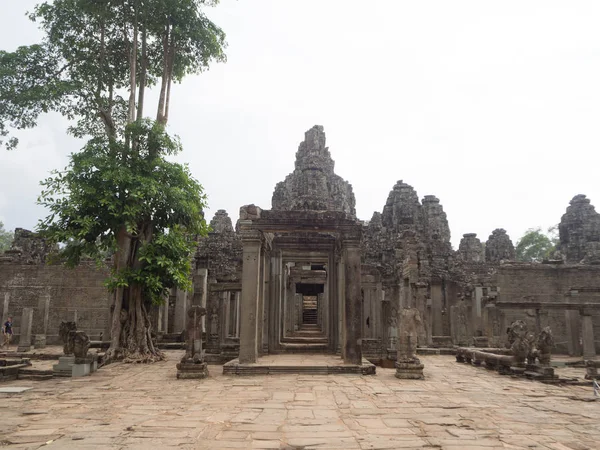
[209,283,242,292]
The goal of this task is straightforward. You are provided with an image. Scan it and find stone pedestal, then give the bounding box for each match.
[53,356,75,377]
[72,363,91,377]
[176,362,209,379]
[395,358,424,379]
[17,308,33,352]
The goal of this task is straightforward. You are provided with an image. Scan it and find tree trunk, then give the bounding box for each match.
[156,22,170,125]
[106,226,163,363]
[128,2,138,125]
[136,22,147,122]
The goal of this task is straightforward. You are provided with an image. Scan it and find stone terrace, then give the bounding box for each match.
[1,353,598,449]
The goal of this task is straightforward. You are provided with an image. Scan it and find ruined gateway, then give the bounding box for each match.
[1,125,600,363]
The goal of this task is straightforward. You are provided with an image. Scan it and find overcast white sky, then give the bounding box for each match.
[1,0,599,248]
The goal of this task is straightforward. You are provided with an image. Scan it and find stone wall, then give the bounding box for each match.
[0,260,111,344]
[495,263,600,353]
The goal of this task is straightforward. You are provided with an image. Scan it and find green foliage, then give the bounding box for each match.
[2,0,226,358]
[515,226,558,262]
[0,221,14,252]
[38,122,208,302]
[1,0,227,148]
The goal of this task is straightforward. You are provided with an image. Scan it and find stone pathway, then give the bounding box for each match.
[1,352,598,449]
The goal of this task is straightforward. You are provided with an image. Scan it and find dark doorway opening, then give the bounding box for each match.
[296,283,324,326]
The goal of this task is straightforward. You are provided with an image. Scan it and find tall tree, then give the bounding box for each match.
[0,222,14,252]
[515,226,558,262]
[0,0,227,362]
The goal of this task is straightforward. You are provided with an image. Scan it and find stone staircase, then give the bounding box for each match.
[281,324,328,353]
[302,308,318,325]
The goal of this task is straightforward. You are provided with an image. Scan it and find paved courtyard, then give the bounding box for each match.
[1,352,599,449]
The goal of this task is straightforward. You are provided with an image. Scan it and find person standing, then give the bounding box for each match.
[1,316,13,348]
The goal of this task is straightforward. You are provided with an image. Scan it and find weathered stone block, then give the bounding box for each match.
[72,363,91,377]
[395,359,424,380]
[33,334,46,349]
[53,356,75,377]
[176,362,209,379]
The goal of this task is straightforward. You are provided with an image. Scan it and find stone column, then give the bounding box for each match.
[582,312,596,359]
[257,250,266,355]
[220,291,229,343]
[283,264,295,338]
[174,288,188,333]
[268,252,282,352]
[35,294,51,349]
[1,293,9,326]
[565,310,582,356]
[472,287,484,335]
[17,308,34,352]
[295,293,303,330]
[161,296,169,334]
[343,241,362,365]
[337,257,345,356]
[375,283,383,343]
[430,283,443,336]
[238,230,262,364]
[196,268,208,331]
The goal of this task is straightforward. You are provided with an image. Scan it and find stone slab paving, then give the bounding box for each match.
[0,352,598,449]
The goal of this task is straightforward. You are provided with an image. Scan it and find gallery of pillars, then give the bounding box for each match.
[236,211,364,365]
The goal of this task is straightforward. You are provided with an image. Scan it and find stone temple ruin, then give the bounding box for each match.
[1,125,600,375]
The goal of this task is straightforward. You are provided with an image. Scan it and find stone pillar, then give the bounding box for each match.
[565,310,582,356]
[17,308,33,352]
[1,293,9,330]
[104,292,113,341]
[284,264,295,338]
[220,291,229,342]
[257,250,267,355]
[263,253,271,353]
[582,312,596,359]
[196,268,208,331]
[322,280,329,338]
[343,241,362,365]
[295,293,302,330]
[239,230,262,364]
[34,294,51,349]
[472,287,484,335]
[157,304,163,333]
[337,257,345,356]
[268,252,282,352]
[174,288,188,333]
[161,296,169,334]
[430,283,443,336]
